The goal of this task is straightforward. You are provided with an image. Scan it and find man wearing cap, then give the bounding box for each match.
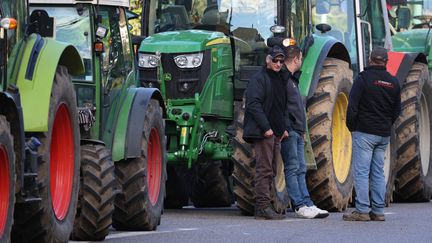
[243,45,288,220]
[343,47,401,221]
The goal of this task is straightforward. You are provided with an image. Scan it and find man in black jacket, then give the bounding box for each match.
[243,45,288,220]
[280,44,329,219]
[343,47,401,221]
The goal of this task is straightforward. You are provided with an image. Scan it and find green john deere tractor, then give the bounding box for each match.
[130,0,421,214]
[1,0,84,242]
[386,0,432,202]
[28,0,167,240]
[129,0,353,212]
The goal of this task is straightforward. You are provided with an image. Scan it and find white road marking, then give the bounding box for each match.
[106,228,199,239]
[69,228,200,243]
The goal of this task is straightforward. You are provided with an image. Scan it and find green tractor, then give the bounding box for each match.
[130,0,421,213]
[386,0,432,202]
[129,0,352,212]
[1,0,84,242]
[28,0,167,240]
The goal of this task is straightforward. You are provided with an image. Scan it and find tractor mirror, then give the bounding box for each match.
[96,24,108,39]
[316,1,330,15]
[126,9,139,20]
[316,23,332,33]
[397,7,411,29]
[28,10,54,37]
[131,35,145,54]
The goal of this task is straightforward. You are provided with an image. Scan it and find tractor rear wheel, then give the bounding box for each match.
[113,100,166,230]
[12,66,80,242]
[306,58,353,211]
[0,116,15,243]
[232,100,289,215]
[191,160,233,207]
[164,165,189,209]
[394,62,432,202]
[71,144,115,241]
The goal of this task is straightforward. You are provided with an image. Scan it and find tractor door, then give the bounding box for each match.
[354,0,392,71]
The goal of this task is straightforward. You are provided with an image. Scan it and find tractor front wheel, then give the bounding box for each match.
[12,66,80,242]
[232,100,289,215]
[191,160,233,207]
[306,58,353,211]
[0,116,15,243]
[71,144,115,241]
[164,165,189,209]
[113,100,166,230]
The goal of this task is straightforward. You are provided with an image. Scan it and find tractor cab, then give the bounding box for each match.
[29,0,135,139]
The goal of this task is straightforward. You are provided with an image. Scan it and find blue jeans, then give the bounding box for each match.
[281,131,313,210]
[352,131,390,215]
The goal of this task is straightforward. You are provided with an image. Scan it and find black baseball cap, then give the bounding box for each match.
[268,45,286,59]
[370,47,388,61]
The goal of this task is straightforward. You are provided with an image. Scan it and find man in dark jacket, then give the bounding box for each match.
[280,44,329,219]
[243,45,288,220]
[343,47,401,221]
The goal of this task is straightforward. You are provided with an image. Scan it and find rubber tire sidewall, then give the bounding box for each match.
[0,116,15,243]
[306,58,353,211]
[12,66,80,242]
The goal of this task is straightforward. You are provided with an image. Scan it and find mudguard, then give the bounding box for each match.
[110,87,165,162]
[387,51,427,86]
[0,91,25,192]
[299,35,350,99]
[15,34,84,132]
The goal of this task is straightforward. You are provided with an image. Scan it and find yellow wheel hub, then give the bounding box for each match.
[332,93,352,183]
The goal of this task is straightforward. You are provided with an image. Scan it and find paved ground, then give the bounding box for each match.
[71,202,432,243]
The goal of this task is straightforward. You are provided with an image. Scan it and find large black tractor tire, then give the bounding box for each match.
[394,62,432,202]
[191,160,233,207]
[0,116,15,243]
[71,144,115,241]
[12,66,80,243]
[232,101,289,216]
[164,165,189,209]
[113,100,167,230]
[306,58,353,212]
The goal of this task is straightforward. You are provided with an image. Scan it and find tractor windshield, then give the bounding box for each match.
[29,6,93,82]
[284,0,308,45]
[311,0,358,71]
[388,0,432,30]
[144,0,277,43]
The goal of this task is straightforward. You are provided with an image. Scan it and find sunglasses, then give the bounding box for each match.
[271,58,284,64]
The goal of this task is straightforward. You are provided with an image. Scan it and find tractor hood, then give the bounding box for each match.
[392,29,431,54]
[139,30,228,54]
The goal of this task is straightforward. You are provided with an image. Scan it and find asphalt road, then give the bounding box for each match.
[71,202,432,243]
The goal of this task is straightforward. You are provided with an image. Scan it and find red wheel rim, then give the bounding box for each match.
[0,145,10,237]
[147,128,162,206]
[50,104,74,220]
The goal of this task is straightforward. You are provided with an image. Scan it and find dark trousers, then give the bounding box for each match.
[254,136,281,210]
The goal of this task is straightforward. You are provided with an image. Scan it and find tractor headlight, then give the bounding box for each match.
[174,52,203,68]
[138,53,160,68]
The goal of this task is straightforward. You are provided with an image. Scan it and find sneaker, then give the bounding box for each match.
[309,205,329,218]
[255,206,285,220]
[369,212,385,221]
[295,206,319,219]
[342,211,370,221]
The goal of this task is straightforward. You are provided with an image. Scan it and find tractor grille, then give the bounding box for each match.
[140,50,211,99]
